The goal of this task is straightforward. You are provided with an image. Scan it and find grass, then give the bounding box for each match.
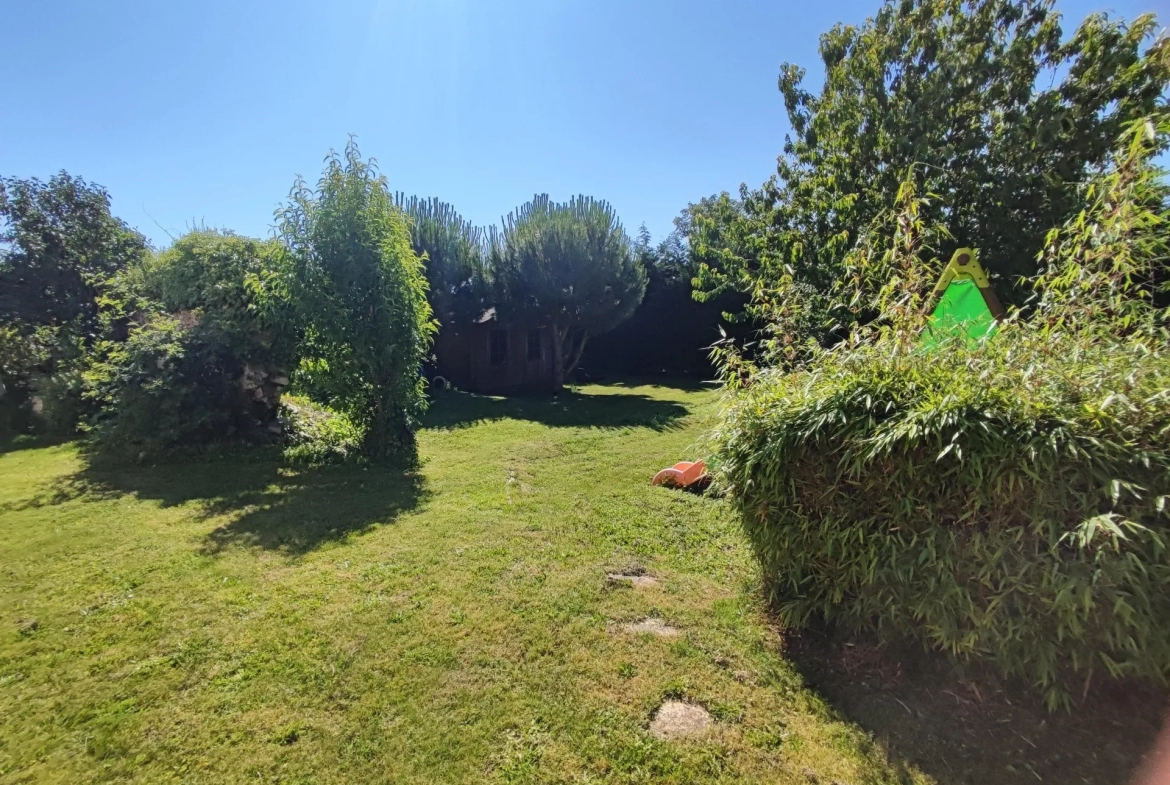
[0,381,918,784]
[0,380,1155,784]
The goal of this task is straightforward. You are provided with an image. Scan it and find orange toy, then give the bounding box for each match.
[651,459,709,489]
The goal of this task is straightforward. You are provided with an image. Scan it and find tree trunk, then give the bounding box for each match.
[551,322,566,392]
[563,329,589,384]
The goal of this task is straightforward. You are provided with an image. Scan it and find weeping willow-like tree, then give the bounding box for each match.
[491,195,646,390]
[393,194,489,326]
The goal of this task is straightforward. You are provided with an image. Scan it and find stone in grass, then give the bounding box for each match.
[649,700,712,740]
[606,572,658,588]
[606,561,658,588]
[623,618,680,637]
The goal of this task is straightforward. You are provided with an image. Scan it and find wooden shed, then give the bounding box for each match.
[431,308,556,394]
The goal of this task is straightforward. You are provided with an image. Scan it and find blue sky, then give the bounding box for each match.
[1,0,1162,248]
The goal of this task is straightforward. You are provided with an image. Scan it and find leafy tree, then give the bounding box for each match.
[1035,115,1170,336]
[580,221,748,377]
[0,172,147,335]
[690,0,1170,350]
[393,194,489,327]
[277,141,435,462]
[491,195,646,390]
[0,172,148,431]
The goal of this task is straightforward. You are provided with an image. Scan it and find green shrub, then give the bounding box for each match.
[279,394,361,465]
[30,368,88,437]
[84,231,294,458]
[713,327,1170,708]
[140,230,294,363]
[84,315,281,458]
[0,323,48,435]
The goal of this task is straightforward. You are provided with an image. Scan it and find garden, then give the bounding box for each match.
[2,0,1170,782]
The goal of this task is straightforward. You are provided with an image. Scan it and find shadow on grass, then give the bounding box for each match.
[56,453,427,555]
[0,432,72,456]
[784,624,1166,785]
[422,387,689,431]
[576,374,717,393]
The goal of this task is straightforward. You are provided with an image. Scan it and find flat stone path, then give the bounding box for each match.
[622,617,680,637]
[649,701,712,740]
[607,572,658,588]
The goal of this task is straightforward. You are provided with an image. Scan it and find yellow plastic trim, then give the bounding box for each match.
[932,247,991,295]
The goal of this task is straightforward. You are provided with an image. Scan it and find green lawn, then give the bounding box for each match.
[3,380,1160,785]
[1,381,924,784]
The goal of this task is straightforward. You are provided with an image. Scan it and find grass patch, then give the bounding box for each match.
[0,380,1153,783]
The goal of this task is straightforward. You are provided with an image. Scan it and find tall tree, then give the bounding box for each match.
[580,218,749,377]
[0,172,147,336]
[690,0,1170,348]
[491,195,646,390]
[277,141,436,461]
[393,194,489,327]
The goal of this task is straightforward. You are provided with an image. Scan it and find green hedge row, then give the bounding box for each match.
[713,327,1170,708]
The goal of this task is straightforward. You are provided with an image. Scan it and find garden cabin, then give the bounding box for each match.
[432,308,556,394]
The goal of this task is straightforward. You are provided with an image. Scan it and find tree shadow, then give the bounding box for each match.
[56,453,427,555]
[0,432,72,456]
[422,387,689,432]
[784,624,1166,785]
[584,375,717,393]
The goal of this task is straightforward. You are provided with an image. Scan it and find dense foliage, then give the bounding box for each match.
[394,194,489,327]
[277,141,435,462]
[717,328,1170,709]
[0,172,148,334]
[84,231,293,457]
[689,0,1169,353]
[279,393,362,465]
[491,195,646,389]
[0,173,148,433]
[713,117,1170,708]
[580,224,747,378]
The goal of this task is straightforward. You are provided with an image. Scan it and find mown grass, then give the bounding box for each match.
[3,381,929,784]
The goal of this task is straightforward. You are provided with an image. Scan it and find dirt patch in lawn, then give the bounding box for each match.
[649,700,712,740]
[785,626,1168,785]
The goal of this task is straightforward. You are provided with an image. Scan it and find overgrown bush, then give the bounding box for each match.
[30,367,88,437]
[279,394,361,465]
[712,117,1170,708]
[84,231,293,458]
[0,324,48,435]
[84,315,280,458]
[714,328,1170,708]
[0,324,94,438]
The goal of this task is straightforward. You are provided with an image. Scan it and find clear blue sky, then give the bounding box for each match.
[1,0,1161,248]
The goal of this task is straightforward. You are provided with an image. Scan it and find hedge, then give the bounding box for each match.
[712,326,1170,708]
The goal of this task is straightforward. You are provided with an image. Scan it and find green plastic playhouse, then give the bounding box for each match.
[920,247,1005,348]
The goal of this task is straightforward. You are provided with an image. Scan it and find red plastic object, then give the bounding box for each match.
[651,460,709,489]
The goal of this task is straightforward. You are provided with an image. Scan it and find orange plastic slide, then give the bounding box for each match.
[651,460,708,489]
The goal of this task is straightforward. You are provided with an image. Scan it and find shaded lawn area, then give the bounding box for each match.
[0,381,1160,784]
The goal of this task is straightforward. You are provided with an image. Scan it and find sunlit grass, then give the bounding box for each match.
[0,381,926,784]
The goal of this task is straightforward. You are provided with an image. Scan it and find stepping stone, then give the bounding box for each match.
[607,572,658,588]
[649,700,711,740]
[622,617,679,637]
